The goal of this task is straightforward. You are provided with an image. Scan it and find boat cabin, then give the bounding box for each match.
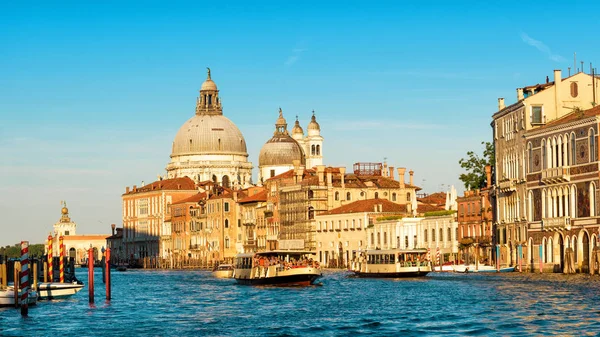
[365,249,429,267]
[235,250,318,270]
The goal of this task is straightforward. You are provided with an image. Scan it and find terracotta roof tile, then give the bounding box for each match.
[417,203,446,213]
[239,189,268,203]
[535,105,600,130]
[124,177,196,195]
[173,192,208,205]
[320,198,408,216]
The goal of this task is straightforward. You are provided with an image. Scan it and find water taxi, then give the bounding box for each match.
[37,281,84,299]
[0,286,37,307]
[351,249,432,278]
[212,263,235,279]
[234,250,322,286]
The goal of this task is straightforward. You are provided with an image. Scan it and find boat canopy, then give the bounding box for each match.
[364,249,427,255]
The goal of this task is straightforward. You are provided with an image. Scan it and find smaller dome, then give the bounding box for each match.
[308,112,320,131]
[201,79,217,91]
[292,116,304,136]
[259,137,305,166]
[276,108,287,126]
[201,67,218,91]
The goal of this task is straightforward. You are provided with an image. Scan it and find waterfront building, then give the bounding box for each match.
[50,203,108,265]
[456,166,494,263]
[316,199,408,267]
[106,224,125,265]
[166,69,253,188]
[170,191,208,265]
[524,105,600,273]
[258,108,323,184]
[238,188,268,253]
[492,69,600,267]
[203,188,245,264]
[121,177,197,261]
[418,214,459,260]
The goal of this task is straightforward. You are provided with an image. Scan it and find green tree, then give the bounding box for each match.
[458,141,494,190]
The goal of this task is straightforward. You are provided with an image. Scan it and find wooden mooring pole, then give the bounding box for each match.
[105,248,111,301]
[88,247,94,304]
[20,241,29,317]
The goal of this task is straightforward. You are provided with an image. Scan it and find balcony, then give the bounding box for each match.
[497,178,516,193]
[244,239,256,246]
[541,166,570,185]
[541,216,571,231]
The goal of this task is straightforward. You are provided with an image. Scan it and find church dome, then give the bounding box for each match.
[171,114,248,157]
[259,109,305,166]
[201,78,217,91]
[308,112,320,131]
[291,117,304,137]
[259,136,305,166]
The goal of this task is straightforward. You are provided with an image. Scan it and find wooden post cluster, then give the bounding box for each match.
[59,236,65,283]
[105,248,111,301]
[88,247,94,304]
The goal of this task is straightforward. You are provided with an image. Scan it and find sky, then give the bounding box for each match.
[2,1,600,246]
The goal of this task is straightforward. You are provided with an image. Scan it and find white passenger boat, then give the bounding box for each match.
[37,281,84,299]
[0,286,38,307]
[234,251,322,286]
[212,264,235,279]
[451,264,515,273]
[352,249,432,278]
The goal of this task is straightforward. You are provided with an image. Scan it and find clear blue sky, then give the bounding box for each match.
[2,1,599,246]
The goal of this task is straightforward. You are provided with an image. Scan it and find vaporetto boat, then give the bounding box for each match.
[234,250,322,286]
[351,248,432,277]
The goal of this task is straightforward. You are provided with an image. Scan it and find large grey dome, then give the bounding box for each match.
[171,114,248,157]
[259,136,305,166]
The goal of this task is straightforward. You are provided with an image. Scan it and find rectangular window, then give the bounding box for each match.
[224,202,230,212]
[532,106,543,124]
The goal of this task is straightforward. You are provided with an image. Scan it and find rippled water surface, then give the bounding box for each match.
[2,269,600,336]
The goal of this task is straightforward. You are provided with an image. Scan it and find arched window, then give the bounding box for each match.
[222,175,230,188]
[311,145,316,155]
[571,82,579,97]
[573,236,578,262]
[212,175,217,183]
[346,192,351,201]
[590,182,596,217]
[542,238,547,263]
[406,192,411,201]
[447,227,452,241]
[335,192,340,201]
[548,238,553,263]
[371,233,374,245]
[541,139,546,170]
[308,206,315,220]
[590,128,596,162]
[571,133,576,165]
[392,193,397,201]
[439,228,444,242]
[316,144,320,155]
[308,190,314,199]
[424,229,428,242]
[224,219,229,228]
[528,142,533,173]
[225,237,230,248]
[374,192,379,199]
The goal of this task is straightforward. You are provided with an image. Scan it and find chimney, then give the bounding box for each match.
[133,185,137,192]
[498,98,505,111]
[126,186,130,193]
[517,88,524,101]
[326,171,332,187]
[389,166,394,180]
[397,168,406,188]
[383,162,388,177]
[111,224,116,236]
[409,170,414,186]
[297,166,304,182]
[339,167,346,189]
[317,165,326,186]
[554,69,562,115]
[485,165,492,188]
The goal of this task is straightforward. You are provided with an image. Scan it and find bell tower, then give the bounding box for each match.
[195,67,223,116]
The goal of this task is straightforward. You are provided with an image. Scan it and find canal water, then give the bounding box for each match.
[1,269,600,336]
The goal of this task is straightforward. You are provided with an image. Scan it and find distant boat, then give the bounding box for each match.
[234,251,322,286]
[37,281,84,300]
[0,286,37,307]
[351,249,432,278]
[212,264,234,279]
[447,264,515,273]
[116,266,127,272]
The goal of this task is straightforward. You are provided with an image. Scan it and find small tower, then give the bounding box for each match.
[305,110,324,168]
[291,115,304,141]
[53,201,77,237]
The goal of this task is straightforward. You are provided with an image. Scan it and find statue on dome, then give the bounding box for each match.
[207,67,211,79]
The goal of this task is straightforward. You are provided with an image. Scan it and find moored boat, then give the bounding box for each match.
[234,251,322,286]
[451,264,515,273]
[37,281,84,299]
[0,286,38,307]
[352,249,432,278]
[212,263,234,279]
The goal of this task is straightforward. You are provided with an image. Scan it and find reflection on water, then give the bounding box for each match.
[1,269,600,336]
